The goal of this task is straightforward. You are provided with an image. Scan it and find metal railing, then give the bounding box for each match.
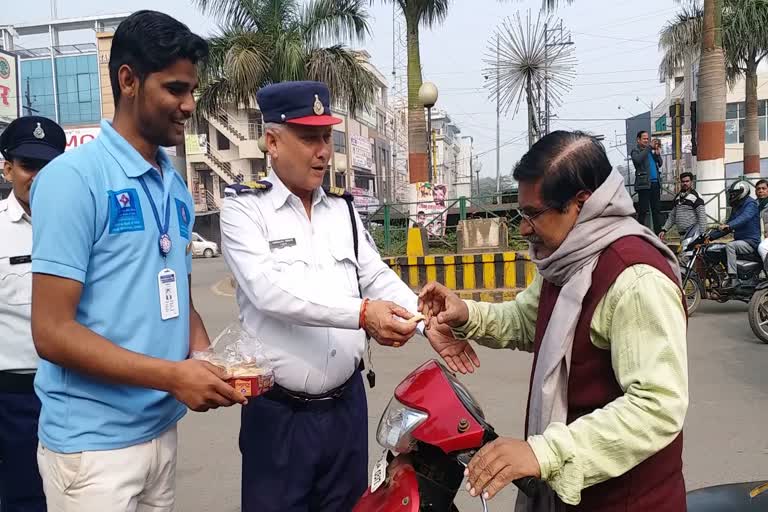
[210,109,264,143]
[362,193,528,257]
[200,142,239,183]
[364,175,753,257]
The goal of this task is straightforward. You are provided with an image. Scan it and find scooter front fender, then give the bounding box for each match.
[353,457,420,512]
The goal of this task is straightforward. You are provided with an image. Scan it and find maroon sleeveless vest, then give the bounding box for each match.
[526,236,686,511]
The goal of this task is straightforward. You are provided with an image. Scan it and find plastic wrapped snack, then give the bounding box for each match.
[192,325,274,397]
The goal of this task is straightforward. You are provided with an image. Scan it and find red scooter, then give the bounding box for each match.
[353,360,538,511]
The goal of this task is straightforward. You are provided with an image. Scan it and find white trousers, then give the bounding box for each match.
[759,239,768,265]
[37,425,178,512]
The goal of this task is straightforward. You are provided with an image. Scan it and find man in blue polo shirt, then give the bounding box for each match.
[29,11,244,511]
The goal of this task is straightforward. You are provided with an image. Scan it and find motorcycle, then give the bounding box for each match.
[353,360,538,511]
[686,481,768,511]
[679,226,766,316]
[748,282,768,343]
[355,359,768,511]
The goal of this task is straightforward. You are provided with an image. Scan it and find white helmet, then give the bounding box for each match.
[728,180,750,206]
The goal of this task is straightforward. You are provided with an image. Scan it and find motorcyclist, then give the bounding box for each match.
[709,180,760,290]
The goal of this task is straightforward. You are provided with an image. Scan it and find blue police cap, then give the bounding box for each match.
[0,116,66,162]
[256,81,342,126]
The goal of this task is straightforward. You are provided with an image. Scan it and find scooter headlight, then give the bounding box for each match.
[376,397,428,454]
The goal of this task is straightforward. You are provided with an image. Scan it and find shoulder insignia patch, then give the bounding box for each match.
[224,180,273,197]
[323,186,353,201]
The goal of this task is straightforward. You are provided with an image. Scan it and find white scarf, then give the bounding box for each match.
[515,170,679,511]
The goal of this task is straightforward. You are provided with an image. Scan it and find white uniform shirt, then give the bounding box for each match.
[0,191,38,373]
[221,172,420,394]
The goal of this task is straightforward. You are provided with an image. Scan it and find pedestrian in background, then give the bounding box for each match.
[221,81,461,512]
[631,131,664,233]
[755,179,768,267]
[29,11,244,512]
[659,172,708,242]
[0,115,65,512]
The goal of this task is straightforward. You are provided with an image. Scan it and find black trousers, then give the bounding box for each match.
[240,371,368,512]
[637,182,663,234]
[0,389,46,512]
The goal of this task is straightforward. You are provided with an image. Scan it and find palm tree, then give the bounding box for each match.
[723,0,768,174]
[660,0,768,177]
[659,3,702,137]
[381,0,450,184]
[193,0,377,120]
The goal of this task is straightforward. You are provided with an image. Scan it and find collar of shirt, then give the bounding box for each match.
[267,170,328,211]
[97,119,174,179]
[6,191,29,224]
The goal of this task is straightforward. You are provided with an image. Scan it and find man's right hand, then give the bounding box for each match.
[168,359,247,412]
[418,282,470,328]
[365,300,418,347]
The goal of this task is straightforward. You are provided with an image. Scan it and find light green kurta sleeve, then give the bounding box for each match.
[452,274,543,353]
[526,264,688,505]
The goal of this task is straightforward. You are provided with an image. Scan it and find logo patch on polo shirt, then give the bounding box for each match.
[108,188,145,234]
[175,199,191,240]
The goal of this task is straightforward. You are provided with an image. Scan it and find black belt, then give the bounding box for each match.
[264,364,362,406]
[0,372,36,393]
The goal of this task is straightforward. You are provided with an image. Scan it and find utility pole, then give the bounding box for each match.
[543,21,573,135]
[544,22,549,135]
[495,35,501,204]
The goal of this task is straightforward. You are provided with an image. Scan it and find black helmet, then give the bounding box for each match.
[728,180,750,206]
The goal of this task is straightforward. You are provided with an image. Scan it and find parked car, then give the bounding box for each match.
[191,232,219,258]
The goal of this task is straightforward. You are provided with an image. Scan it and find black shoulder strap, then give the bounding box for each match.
[343,195,360,262]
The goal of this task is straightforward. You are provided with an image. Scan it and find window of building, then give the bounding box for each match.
[55,55,100,126]
[20,59,56,119]
[248,111,264,140]
[333,130,347,154]
[726,100,768,144]
[216,129,230,150]
[335,172,346,188]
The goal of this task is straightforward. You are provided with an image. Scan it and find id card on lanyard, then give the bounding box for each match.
[139,176,179,320]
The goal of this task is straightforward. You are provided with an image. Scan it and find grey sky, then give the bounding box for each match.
[10,0,679,178]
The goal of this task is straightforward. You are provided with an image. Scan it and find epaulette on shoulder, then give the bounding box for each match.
[324,186,353,201]
[224,180,273,197]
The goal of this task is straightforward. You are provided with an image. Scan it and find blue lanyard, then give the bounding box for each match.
[138,176,171,245]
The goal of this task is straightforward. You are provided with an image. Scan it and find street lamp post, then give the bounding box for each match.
[257,135,269,178]
[419,82,438,183]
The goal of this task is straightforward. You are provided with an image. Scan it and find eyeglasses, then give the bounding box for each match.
[516,206,554,228]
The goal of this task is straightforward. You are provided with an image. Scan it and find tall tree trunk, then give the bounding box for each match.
[683,53,693,135]
[744,55,760,175]
[696,0,726,220]
[405,12,427,184]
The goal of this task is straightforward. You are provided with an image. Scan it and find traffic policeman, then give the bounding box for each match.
[0,115,66,512]
[221,81,424,512]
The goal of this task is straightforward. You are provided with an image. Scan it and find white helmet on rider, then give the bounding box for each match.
[728,180,751,207]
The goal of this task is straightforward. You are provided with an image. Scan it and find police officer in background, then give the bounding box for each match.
[221,81,467,511]
[0,115,66,512]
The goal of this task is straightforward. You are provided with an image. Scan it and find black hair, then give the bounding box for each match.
[637,130,648,140]
[512,130,613,212]
[680,172,694,181]
[757,179,768,188]
[109,10,208,106]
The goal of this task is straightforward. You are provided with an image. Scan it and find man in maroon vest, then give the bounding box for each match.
[420,131,688,511]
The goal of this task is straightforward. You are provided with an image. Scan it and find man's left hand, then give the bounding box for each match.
[424,318,480,374]
[466,437,541,500]
[719,224,730,232]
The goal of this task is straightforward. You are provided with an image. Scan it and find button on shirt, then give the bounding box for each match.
[221,172,419,394]
[30,119,195,453]
[0,192,37,374]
